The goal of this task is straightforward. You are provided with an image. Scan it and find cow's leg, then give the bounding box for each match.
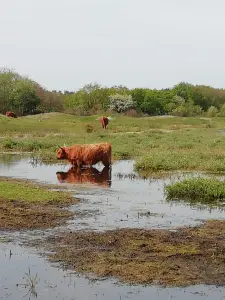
[76,160,83,168]
[102,156,111,168]
[70,160,75,166]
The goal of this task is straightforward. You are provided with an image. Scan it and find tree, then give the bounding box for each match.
[139,89,174,115]
[108,94,135,113]
[0,67,21,112]
[131,88,147,108]
[173,82,194,101]
[9,80,40,115]
[165,95,185,113]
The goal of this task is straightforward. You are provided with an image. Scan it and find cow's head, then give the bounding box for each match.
[56,146,67,160]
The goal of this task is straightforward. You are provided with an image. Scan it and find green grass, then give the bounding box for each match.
[165,177,225,203]
[0,177,78,230]
[1,113,225,172]
[0,180,71,204]
[135,148,225,173]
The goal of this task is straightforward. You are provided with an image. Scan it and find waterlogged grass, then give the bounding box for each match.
[45,220,225,286]
[135,149,225,173]
[1,113,225,171]
[166,178,225,203]
[0,177,78,230]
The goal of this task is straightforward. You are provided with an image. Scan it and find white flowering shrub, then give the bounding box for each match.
[108,94,135,113]
[206,106,218,117]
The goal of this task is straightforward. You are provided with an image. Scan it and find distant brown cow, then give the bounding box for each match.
[5,111,17,118]
[56,166,111,187]
[56,142,112,167]
[99,116,109,129]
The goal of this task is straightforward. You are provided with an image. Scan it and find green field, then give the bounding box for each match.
[1,113,225,173]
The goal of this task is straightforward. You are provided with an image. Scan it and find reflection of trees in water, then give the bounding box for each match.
[115,172,140,180]
[0,154,24,167]
[29,156,57,167]
[56,166,112,187]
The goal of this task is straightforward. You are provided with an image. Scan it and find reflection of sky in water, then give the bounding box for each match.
[1,243,225,300]
[1,154,225,231]
[1,155,225,299]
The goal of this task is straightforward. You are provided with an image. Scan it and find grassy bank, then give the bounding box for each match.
[41,220,225,286]
[166,177,225,203]
[0,177,79,230]
[1,113,225,172]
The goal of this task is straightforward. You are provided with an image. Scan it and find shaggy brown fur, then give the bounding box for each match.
[99,116,109,129]
[56,166,111,187]
[56,142,112,167]
[5,111,17,118]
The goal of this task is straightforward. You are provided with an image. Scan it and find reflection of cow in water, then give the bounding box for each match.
[56,166,111,187]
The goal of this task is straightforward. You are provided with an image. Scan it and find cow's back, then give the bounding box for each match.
[82,143,111,165]
[66,143,111,167]
[99,116,109,128]
[6,111,17,118]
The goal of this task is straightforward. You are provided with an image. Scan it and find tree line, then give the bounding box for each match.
[1,67,225,117]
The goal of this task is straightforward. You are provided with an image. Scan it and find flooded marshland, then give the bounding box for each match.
[1,154,225,231]
[2,243,225,300]
[1,154,225,299]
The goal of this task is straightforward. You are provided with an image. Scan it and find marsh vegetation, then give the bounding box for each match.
[0,177,78,230]
[1,110,225,287]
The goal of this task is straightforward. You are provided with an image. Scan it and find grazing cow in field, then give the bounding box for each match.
[98,116,109,129]
[56,166,111,187]
[5,111,17,118]
[56,142,112,167]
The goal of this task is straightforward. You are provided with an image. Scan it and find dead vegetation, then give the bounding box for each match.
[0,198,75,230]
[43,220,225,286]
[0,177,79,230]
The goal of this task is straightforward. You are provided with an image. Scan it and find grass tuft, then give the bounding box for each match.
[165,177,225,203]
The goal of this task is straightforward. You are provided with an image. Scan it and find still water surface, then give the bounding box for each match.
[1,154,225,300]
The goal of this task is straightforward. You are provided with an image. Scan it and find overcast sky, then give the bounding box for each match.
[1,0,225,91]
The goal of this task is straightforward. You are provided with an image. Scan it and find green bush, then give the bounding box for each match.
[171,102,202,117]
[206,106,218,118]
[2,139,19,149]
[218,104,225,117]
